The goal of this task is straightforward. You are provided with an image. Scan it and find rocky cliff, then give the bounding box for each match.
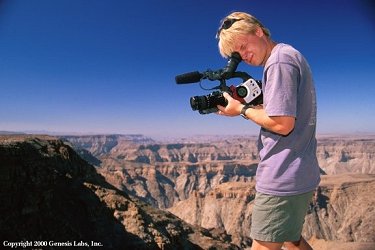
[168,174,375,249]
[169,181,256,248]
[0,135,239,250]
[305,174,375,242]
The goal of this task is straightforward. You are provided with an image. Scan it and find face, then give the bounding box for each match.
[232,28,270,66]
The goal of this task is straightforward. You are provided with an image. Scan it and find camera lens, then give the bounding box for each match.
[190,96,207,111]
[236,86,248,98]
[189,92,227,114]
[190,96,199,111]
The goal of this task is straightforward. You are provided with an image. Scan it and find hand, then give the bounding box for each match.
[216,92,244,117]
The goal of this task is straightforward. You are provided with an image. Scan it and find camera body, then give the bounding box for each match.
[175,52,263,115]
[190,78,263,114]
[235,78,262,104]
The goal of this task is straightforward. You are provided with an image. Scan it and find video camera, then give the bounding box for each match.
[175,52,263,114]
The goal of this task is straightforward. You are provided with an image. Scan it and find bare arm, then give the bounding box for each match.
[217,92,295,136]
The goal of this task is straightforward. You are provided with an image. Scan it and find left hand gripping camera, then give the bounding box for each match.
[175,52,263,114]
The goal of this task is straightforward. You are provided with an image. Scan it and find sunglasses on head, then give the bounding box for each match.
[216,18,243,39]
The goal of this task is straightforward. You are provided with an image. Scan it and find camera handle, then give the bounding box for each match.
[217,71,252,91]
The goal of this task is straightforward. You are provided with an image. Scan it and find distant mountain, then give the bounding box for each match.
[60,134,155,157]
[0,131,26,135]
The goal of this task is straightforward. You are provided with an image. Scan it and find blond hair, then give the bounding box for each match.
[217,12,271,58]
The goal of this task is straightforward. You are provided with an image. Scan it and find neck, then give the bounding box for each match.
[262,39,277,66]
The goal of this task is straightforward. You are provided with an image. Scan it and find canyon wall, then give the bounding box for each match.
[63,135,375,209]
[168,174,375,248]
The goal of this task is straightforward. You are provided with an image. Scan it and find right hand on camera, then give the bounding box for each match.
[216,92,244,117]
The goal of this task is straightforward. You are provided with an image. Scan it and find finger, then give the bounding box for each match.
[216,110,224,116]
[223,92,231,99]
[217,105,225,112]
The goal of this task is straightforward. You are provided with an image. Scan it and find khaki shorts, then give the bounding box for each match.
[250,191,313,243]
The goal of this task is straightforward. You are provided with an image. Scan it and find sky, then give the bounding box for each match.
[0,0,374,138]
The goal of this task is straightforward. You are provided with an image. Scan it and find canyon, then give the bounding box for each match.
[62,134,375,249]
[1,133,374,249]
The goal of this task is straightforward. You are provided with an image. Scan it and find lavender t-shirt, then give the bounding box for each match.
[256,43,321,196]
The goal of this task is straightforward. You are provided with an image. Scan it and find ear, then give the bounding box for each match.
[255,26,264,37]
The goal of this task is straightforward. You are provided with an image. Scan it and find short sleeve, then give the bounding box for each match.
[263,62,299,117]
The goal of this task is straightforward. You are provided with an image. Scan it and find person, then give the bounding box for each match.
[215,12,321,250]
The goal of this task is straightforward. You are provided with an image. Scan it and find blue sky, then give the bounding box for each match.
[0,0,374,137]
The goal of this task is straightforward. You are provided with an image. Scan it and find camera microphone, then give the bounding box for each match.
[175,52,241,84]
[175,71,203,84]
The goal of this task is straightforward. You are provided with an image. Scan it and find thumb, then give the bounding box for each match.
[223,91,232,100]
